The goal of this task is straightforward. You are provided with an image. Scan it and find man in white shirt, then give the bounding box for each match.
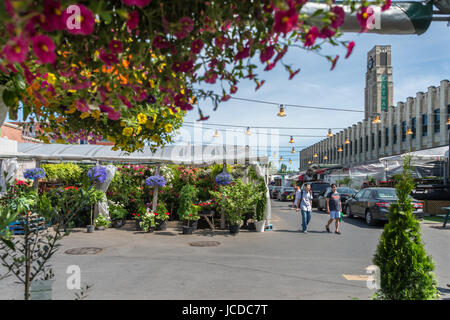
[297,183,312,233]
[293,185,301,209]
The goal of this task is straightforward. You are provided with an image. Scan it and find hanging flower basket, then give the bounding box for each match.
[87,166,107,184]
[215,172,231,185]
[145,175,166,188]
[23,168,46,180]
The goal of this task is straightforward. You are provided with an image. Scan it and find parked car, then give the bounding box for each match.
[317,187,356,212]
[307,181,331,208]
[270,186,283,199]
[345,187,424,226]
[277,187,295,201]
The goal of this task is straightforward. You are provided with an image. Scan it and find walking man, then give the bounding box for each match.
[298,183,312,233]
[326,184,341,234]
[293,185,301,210]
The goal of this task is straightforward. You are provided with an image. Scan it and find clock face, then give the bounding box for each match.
[368,57,374,70]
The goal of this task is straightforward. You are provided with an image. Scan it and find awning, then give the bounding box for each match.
[379,146,448,162]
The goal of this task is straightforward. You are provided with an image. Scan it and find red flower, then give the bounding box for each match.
[345,41,355,59]
[288,68,300,80]
[214,35,230,49]
[3,36,28,64]
[191,38,204,54]
[179,17,194,33]
[63,4,95,35]
[330,6,346,29]
[230,86,238,94]
[99,48,119,66]
[108,40,123,54]
[260,46,275,64]
[126,10,139,31]
[318,27,336,39]
[304,26,319,47]
[234,46,250,61]
[152,35,170,49]
[356,6,374,33]
[273,7,299,35]
[39,0,65,32]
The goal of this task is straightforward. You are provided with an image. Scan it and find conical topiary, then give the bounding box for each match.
[373,156,439,300]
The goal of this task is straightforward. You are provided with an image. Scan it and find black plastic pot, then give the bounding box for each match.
[155,219,167,231]
[182,226,193,235]
[86,225,94,233]
[112,220,123,228]
[229,224,240,234]
[135,220,142,231]
[189,220,198,230]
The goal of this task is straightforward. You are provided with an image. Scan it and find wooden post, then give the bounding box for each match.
[220,162,226,229]
[152,164,160,212]
[34,159,40,191]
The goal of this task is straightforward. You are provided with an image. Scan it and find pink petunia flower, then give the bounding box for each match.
[230,86,238,94]
[273,7,299,35]
[63,4,95,35]
[118,95,133,108]
[39,0,65,32]
[191,38,204,54]
[122,0,151,8]
[126,10,139,31]
[330,55,339,70]
[152,35,170,49]
[260,46,275,63]
[76,99,90,112]
[356,6,374,33]
[214,35,230,49]
[234,46,250,61]
[289,68,301,80]
[107,110,121,120]
[330,6,346,29]
[32,34,56,64]
[108,40,123,54]
[318,27,336,39]
[381,0,391,11]
[304,26,319,47]
[3,36,29,64]
[99,48,119,66]
[179,17,194,33]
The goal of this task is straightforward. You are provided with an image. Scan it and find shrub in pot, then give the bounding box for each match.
[139,210,156,233]
[95,215,110,230]
[154,202,170,230]
[253,182,267,232]
[109,202,127,228]
[177,184,199,234]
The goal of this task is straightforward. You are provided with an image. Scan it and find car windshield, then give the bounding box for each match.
[375,189,397,199]
[337,187,355,194]
[311,183,330,192]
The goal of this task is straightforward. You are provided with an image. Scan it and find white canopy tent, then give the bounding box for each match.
[1,142,271,225]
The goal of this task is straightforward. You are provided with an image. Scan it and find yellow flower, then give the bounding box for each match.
[120,121,126,127]
[80,112,90,119]
[111,146,119,151]
[137,113,147,124]
[135,126,142,135]
[164,124,173,133]
[136,141,144,149]
[151,134,160,142]
[47,73,56,85]
[43,127,53,133]
[168,108,174,115]
[56,139,66,144]
[65,105,77,114]
[162,111,167,117]
[107,135,116,143]
[49,114,56,121]
[149,79,155,88]
[145,122,154,129]
[91,110,101,119]
[122,127,133,137]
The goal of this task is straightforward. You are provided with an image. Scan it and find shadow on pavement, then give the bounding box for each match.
[340,217,384,230]
[429,225,450,230]
[274,229,329,234]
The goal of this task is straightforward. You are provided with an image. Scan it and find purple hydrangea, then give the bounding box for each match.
[215,172,231,185]
[145,175,166,187]
[24,168,46,180]
[87,165,107,184]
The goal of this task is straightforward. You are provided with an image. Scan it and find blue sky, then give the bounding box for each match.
[176,6,450,171]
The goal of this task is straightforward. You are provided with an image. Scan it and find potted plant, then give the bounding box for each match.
[132,212,142,231]
[139,210,156,233]
[188,204,200,230]
[109,202,127,228]
[177,184,198,234]
[154,202,170,231]
[211,180,256,235]
[95,215,110,230]
[253,182,267,233]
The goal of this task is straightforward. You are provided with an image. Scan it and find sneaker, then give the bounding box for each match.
[326,225,330,233]
[335,231,341,235]
[303,230,308,234]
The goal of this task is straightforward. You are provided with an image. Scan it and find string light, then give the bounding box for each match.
[337,146,343,152]
[447,117,450,125]
[245,127,251,136]
[406,127,413,135]
[213,130,219,138]
[345,138,350,144]
[372,113,381,124]
[291,147,296,154]
[307,160,312,164]
[313,153,318,158]
[277,104,287,117]
[289,136,294,143]
[324,155,328,160]
[328,129,333,138]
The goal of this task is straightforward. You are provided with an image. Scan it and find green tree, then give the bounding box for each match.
[372,156,439,300]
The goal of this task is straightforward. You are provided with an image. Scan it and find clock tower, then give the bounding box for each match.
[364,45,394,121]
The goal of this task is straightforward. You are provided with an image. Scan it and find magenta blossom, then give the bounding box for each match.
[107,110,121,121]
[99,49,119,66]
[260,46,275,63]
[318,27,336,39]
[304,26,319,47]
[273,7,299,35]
[330,55,339,70]
[288,68,300,80]
[330,6,346,29]
[234,46,250,61]
[126,10,139,31]
[255,80,265,91]
[181,59,194,73]
[179,17,194,33]
[215,35,230,49]
[122,0,151,8]
[32,35,56,64]
[108,40,123,54]
[76,99,90,113]
[381,0,391,11]
[39,0,65,31]
[356,6,374,32]
[63,4,95,35]
[152,35,170,49]
[118,95,133,108]
[3,37,28,63]
[191,39,204,54]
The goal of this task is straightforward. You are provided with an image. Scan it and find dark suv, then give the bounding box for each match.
[306,181,331,208]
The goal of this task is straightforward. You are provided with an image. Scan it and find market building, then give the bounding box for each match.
[300,45,450,170]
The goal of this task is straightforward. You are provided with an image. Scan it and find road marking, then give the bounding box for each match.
[342,275,369,281]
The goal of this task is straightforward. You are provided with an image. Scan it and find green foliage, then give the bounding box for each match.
[337,176,352,187]
[373,156,439,300]
[139,211,156,232]
[95,215,110,229]
[254,182,267,221]
[211,180,257,225]
[177,184,198,225]
[155,202,169,221]
[41,163,83,185]
[108,202,127,221]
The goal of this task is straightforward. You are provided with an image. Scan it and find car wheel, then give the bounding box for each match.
[317,202,322,211]
[365,210,376,226]
[346,205,353,218]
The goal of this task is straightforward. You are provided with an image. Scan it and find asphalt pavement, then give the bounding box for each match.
[1,200,449,300]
